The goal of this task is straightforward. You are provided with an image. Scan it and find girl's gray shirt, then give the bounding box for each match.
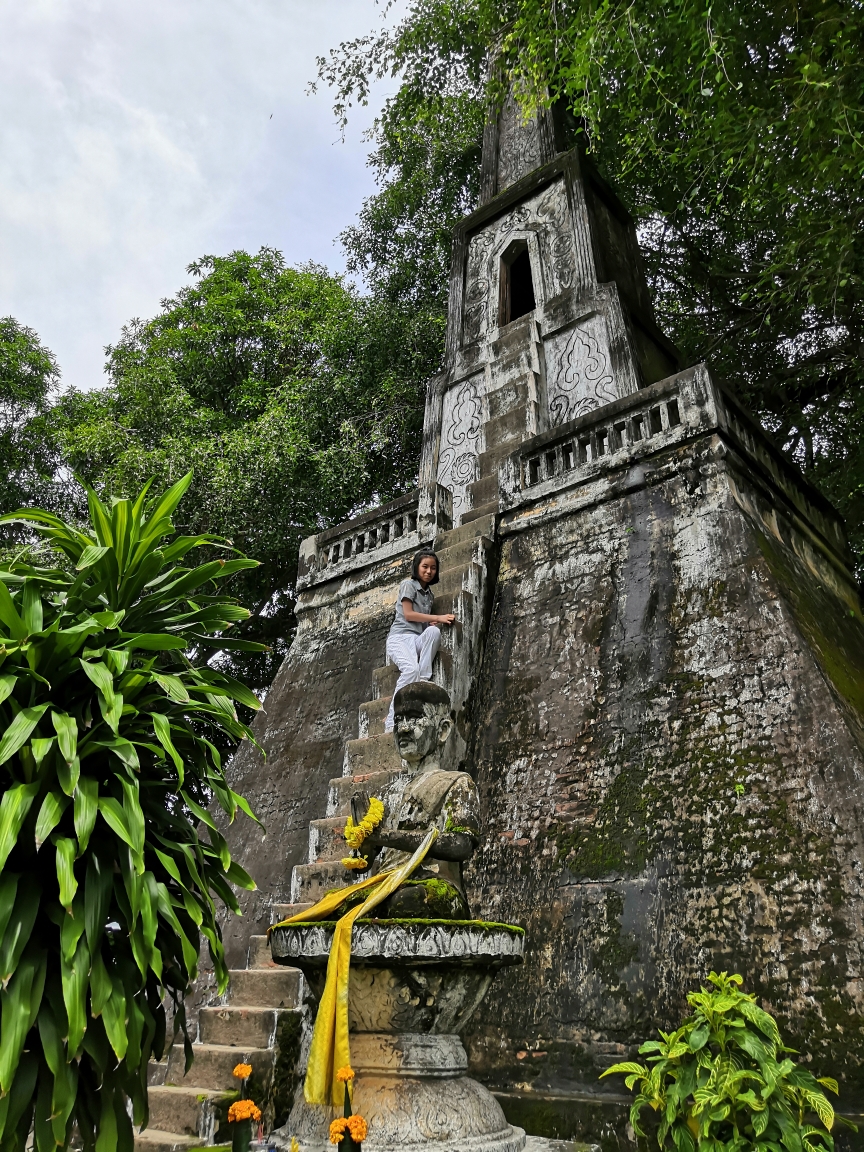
[389,578,434,636]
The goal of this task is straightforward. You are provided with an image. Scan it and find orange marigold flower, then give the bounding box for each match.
[336,1065,355,1083]
[347,1114,368,1142]
[329,1117,349,1144]
[228,1099,262,1123]
[232,1063,253,1080]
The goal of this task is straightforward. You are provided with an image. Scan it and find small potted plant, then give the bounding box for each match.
[328,1066,368,1151]
[228,1063,262,1152]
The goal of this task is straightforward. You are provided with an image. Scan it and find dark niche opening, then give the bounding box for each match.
[499,242,536,326]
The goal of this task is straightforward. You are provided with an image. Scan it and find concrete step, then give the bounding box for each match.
[359,696,390,738]
[134,1129,214,1152]
[146,1086,228,1137]
[227,967,302,1008]
[247,934,280,969]
[434,535,490,571]
[162,1042,273,1090]
[271,901,313,923]
[466,471,499,507]
[344,732,401,777]
[291,859,360,904]
[436,563,479,598]
[198,1005,300,1048]
[461,500,499,525]
[434,513,496,552]
[309,815,348,861]
[327,766,408,817]
[372,664,398,699]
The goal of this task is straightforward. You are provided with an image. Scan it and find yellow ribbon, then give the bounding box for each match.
[270,828,439,1107]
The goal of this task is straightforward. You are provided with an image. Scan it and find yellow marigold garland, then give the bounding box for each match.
[228,1099,262,1123]
[336,1065,355,1083]
[232,1062,253,1080]
[329,1115,367,1144]
[343,797,384,850]
[341,855,368,871]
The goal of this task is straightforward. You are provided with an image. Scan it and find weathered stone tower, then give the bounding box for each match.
[152,94,864,1149]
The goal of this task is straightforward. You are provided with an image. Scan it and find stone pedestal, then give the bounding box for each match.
[269,920,525,1152]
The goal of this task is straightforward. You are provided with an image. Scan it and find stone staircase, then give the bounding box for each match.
[138,942,303,1150]
[138,513,499,1150]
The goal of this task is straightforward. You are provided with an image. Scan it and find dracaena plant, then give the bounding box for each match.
[601,972,855,1152]
[0,473,265,1152]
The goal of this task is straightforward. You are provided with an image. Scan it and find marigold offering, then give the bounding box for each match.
[329,1117,348,1144]
[336,1065,355,1083]
[347,1115,368,1142]
[228,1099,262,1123]
[232,1063,253,1080]
[341,856,368,871]
[343,797,384,850]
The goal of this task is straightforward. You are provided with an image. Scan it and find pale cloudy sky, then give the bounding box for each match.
[0,0,391,392]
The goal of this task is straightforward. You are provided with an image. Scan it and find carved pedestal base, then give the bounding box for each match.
[269,921,526,1152]
[276,1033,525,1152]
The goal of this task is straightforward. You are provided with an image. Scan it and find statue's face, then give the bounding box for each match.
[393,703,451,765]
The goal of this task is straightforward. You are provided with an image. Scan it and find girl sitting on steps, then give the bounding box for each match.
[384,549,456,733]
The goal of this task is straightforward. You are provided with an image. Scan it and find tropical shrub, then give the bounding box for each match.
[0,474,263,1151]
[601,972,854,1152]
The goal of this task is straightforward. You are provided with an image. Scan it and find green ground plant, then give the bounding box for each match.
[601,972,854,1152]
[0,473,263,1151]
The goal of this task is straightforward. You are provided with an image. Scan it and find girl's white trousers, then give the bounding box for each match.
[384,626,441,732]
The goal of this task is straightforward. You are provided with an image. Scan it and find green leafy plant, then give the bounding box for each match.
[0,473,264,1151]
[601,972,855,1152]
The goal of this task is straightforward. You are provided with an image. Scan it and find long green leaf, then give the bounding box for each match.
[0,582,27,641]
[84,853,113,954]
[34,791,70,849]
[50,710,78,764]
[79,659,115,705]
[0,673,16,706]
[75,544,110,571]
[0,945,47,1092]
[20,582,43,635]
[60,933,89,1055]
[0,706,49,768]
[73,777,99,854]
[98,798,134,848]
[55,837,78,908]
[0,782,41,870]
[151,712,184,785]
[57,754,81,797]
[0,877,41,984]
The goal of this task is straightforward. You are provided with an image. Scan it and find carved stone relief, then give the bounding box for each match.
[544,314,619,425]
[437,374,484,524]
[496,90,543,193]
[462,178,575,345]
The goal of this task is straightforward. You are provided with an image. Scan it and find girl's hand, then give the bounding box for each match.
[437,613,456,626]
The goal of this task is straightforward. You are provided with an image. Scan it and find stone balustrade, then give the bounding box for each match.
[498,365,850,573]
[297,485,453,591]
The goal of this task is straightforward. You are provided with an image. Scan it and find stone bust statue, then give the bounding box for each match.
[360,682,480,919]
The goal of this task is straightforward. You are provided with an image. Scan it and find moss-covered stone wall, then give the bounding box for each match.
[463,440,864,1131]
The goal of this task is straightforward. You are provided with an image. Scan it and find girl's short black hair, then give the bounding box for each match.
[412,549,440,585]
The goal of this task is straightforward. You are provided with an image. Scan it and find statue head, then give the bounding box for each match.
[392,682,453,770]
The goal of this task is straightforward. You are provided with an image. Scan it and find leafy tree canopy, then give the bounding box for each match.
[47,249,436,688]
[0,317,61,519]
[318,0,864,566]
